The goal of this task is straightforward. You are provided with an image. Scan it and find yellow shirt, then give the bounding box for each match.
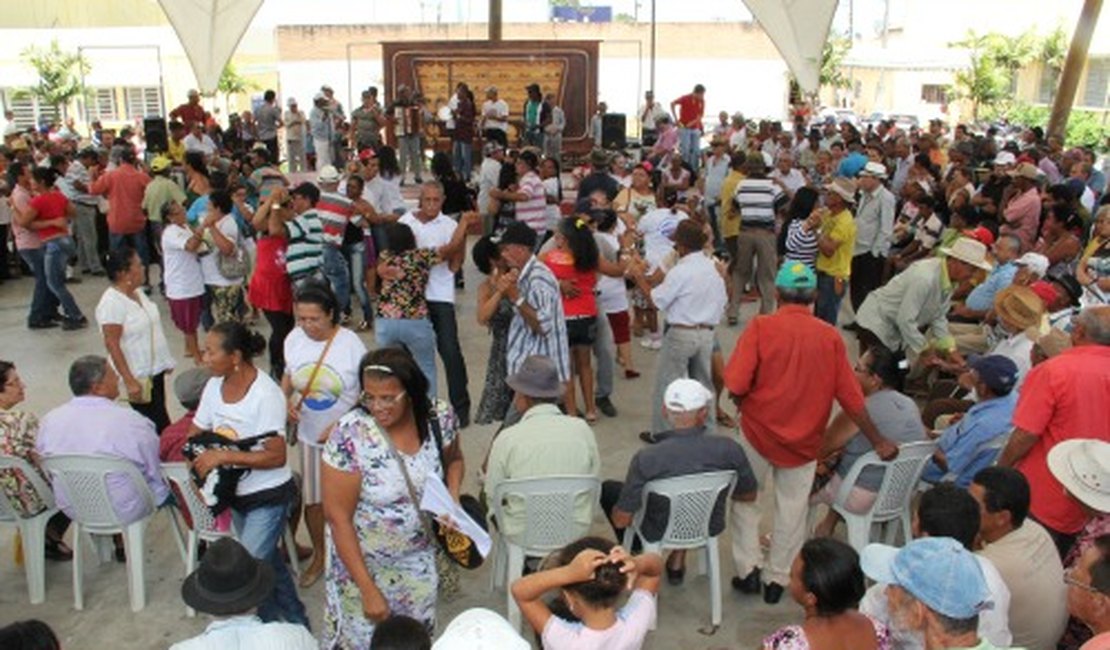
[167,137,186,165]
[718,170,745,239]
[816,208,856,278]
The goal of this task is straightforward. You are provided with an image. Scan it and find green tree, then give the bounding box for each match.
[987,29,1038,86]
[948,31,1011,121]
[1038,25,1069,73]
[213,62,257,116]
[819,37,853,94]
[20,40,90,121]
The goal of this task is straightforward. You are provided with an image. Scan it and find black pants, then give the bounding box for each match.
[600,480,645,551]
[0,224,10,280]
[850,253,886,314]
[130,371,171,435]
[263,137,279,163]
[264,309,295,378]
[427,301,470,421]
[482,128,508,148]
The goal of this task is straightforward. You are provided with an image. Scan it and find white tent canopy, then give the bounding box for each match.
[157,0,838,96]
[743,0,840,95]
[157,0,263,94]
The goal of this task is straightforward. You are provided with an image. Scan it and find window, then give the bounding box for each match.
[1082,58,1110,108]
[124,87,162,119]
[90,88,118,122]
[1,90,58,129]
[921,84,948,104]
[1038,66,1060,104]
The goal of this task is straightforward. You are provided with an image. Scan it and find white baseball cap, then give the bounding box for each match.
[1014,252,1049,278]
[993,151,1017,166]
[664,378,713,412]
[432,608,529,650]
[317,165,341,184]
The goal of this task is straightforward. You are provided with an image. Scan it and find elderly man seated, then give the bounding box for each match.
[484,355,600,539]
[36,355,171,560]
[920,355,1019,488]
[601,378,757,584]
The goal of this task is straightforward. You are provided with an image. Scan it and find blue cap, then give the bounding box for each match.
[861,538,992,619]
[968,354,1019,395]
[775,261,817,290]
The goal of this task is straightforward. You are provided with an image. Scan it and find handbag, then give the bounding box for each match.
[286,330,337,447]
[217,247,248,279]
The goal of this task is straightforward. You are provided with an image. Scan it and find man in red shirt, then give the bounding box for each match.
[670,84,706,174]
[724,261,896,604]
[169,89,210,132]
[997,305,1110,555]
[90,147,152,283]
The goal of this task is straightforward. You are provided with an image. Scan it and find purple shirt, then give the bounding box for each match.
[36,396,169,524]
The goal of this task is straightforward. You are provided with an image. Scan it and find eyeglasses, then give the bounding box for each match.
[361,391,406,409]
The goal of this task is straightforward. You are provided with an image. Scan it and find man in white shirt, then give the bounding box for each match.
[183,121,217,158]
[283,98,307,173]
[639,90,667,147]
[171,538,315,650]
[64,148,106,275]
[480,86,510,148]
[399,181,471,426]
[629,220,726,436]
[859,483,1013,650]
[850,161,896,314]
[543,93,565,163]
[769,152,807,198]
[477,142,504,228]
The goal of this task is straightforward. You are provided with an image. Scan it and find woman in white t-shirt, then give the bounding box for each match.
[160,200,206,363]
[190,322,308,627]
[513,537,662,650]
[198,190,245,326]
[281,281,366,587]
[95,247,176,433]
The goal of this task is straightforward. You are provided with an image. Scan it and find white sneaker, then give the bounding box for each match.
[639,337,654,349]
[649,338,663,350]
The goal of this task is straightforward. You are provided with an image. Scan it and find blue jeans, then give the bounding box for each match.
[18,248,59,325]
[232,499,308,627]
[376,318,438,399]
[322,246,351,314]
[44,237,83,320]
[815,272,845,326]
[452,140,473,181]
[109,231,150,266]
[679,127,702,174]
[346,241,372,322]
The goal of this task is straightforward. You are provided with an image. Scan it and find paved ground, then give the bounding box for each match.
[0,241,844,648]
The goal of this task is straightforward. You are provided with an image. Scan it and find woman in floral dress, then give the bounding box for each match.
[321,347,465,649]
[0,361,71,559]
[471,235,514,425]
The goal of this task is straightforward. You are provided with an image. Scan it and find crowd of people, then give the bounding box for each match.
[0,77,1109,650]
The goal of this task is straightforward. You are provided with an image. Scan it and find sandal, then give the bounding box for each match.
[624,369,641,379]
[298,561,325,588]
[585,411,599,423]
[717,410,737,428]
[45,539,73,562]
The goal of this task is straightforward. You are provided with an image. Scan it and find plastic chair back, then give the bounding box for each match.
[0,454,57,522]
[40,454,157,534]
[838,441,937,523]
[632,470,736,550]
[162,462,228,542]
[490,475,600,553]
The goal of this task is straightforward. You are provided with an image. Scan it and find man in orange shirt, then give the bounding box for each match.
[997,305,1110,556]
[725,261,897,604]
[90,147,152,284]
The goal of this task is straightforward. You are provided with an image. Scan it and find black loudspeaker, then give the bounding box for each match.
[601,113,626,150]
[143,117,168,153]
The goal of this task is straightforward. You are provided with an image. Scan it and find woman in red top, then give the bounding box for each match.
[250,191,295,377]
[542,216,601,421]
[25,167,86,329]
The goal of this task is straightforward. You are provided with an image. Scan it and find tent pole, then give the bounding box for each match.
[489,0,502,42]
[1047,0,1103,141]
[650,0,656,92]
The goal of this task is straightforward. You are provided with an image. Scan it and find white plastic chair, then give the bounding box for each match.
[489,475,601,632]
[622,470,737,634]
[161,462,301,616]
[0,454,60,604]
[40,454,183,612]
[833,441,938,552]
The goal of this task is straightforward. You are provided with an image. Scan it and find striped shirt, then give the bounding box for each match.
[316,191,354,248]
[515,171,548,236]
[506,256,570,383]
[784,220,819,268]
[284,210,324,281]
[734,178,783,227]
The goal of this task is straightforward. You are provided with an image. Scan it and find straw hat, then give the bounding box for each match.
[993,285,1045,332]
[938,237,993,271]
[824,177,858,204]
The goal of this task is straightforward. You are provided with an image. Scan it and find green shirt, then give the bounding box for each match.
[141,176,186,223]
[855,256,956,354]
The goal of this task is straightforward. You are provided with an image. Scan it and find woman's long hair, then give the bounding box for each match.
[559,216,599,272]
[358,347,434,442]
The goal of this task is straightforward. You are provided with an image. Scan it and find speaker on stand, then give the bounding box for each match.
[601,113,626,150]
[143,117,168,154]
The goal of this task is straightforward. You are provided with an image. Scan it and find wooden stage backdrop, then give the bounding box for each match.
[382,40,599,156]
